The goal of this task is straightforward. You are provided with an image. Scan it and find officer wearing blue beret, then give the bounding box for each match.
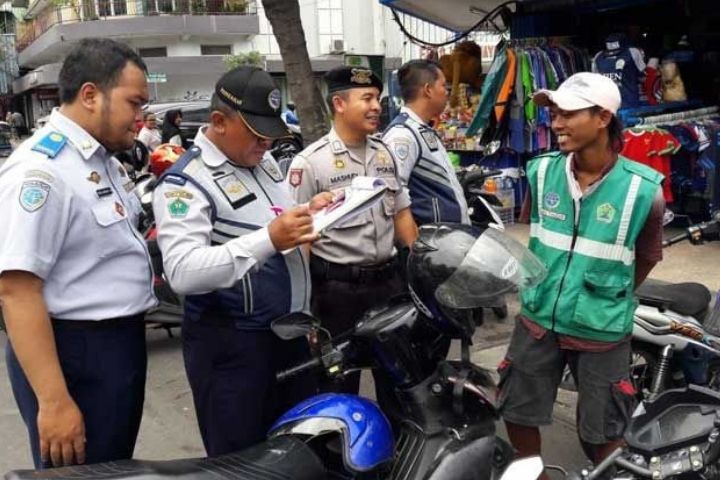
[0,38,156,468]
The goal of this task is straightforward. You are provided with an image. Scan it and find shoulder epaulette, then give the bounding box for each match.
[31,132,67,159]
[622,157,664,184]
[306,136,330,155]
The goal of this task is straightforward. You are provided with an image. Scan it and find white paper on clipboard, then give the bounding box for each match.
[312,176,388,232]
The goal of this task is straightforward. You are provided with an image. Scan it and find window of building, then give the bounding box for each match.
[139,47,168,58]
[317,0,343,55]
[201,45,232,55]
[253,4,280,56]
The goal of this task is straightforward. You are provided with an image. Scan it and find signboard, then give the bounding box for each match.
[146,72,167,83]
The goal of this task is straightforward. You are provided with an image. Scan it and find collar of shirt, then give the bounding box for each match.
[48,108,106,160]
[193,127,230,168]
[564,152,617,200]
[401,106,429,127]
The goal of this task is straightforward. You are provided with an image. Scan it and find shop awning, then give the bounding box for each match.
[379,0,511,32]
[379,0,660,32]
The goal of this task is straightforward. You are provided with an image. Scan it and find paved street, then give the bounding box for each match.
[1,223,718,476]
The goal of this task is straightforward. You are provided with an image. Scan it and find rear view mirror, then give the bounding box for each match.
[498,456,544,480]
[663,209,675,226]
[271,312,318,340]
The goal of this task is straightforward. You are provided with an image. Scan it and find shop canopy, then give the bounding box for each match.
[378,0,659,32]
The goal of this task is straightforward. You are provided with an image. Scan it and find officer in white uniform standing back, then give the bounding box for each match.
[383,60,469,226]
[153,66,332,456]
[0,38,156,468]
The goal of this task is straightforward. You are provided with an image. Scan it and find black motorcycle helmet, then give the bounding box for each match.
[407,223,546,339]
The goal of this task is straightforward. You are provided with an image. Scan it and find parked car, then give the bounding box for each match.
[144,101,210,146]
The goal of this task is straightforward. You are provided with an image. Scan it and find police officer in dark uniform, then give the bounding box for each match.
[153,66,333,456]
[286,66,418,394]
[0,39,155,468]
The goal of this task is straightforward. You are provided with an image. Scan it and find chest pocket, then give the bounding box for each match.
[90,201,134,257]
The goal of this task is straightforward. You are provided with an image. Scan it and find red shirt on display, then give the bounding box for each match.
[622,127,680,203]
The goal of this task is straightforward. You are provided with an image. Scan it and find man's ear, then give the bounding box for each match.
[209,110,227,135]
[332,95,346,115]
[77,82,101,112]
[597,109,613,129]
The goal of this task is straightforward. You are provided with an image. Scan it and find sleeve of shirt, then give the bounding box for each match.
[382,127,419,187]
[153,179,276,296]
[635,187,665,264]
[168,134,182,146]
[630,47,647,73]
[284,154,318,204]
[0,163,70,279]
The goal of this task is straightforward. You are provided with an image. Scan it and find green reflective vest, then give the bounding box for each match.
[521,152,663,342]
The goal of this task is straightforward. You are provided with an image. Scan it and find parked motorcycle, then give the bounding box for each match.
[5,223,547,480]
[543,385,720,479]
[629,213,720,402]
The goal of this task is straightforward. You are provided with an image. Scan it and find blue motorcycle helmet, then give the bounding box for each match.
[268,393,394,473]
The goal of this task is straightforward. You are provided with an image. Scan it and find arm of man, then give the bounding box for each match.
[635,188,666,286]
[153,180,315,296]
[383,127,419,188]
[0,272,85,466]
[0,165,85,467]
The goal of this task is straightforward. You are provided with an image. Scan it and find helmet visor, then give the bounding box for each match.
[435,227,546,309]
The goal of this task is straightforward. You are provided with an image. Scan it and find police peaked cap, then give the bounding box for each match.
[325,66,383,94]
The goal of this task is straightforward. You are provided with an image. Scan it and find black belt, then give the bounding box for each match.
[310,255,398,284]
[51,313,145,330]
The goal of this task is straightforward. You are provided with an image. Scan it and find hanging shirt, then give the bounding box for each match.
[622,128,680,203]
[593,45,646,108]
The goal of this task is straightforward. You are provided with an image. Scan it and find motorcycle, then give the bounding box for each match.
[541,384,720,479]
[629,213,720,402]
[559,213,720,401]
[4,223,547,480]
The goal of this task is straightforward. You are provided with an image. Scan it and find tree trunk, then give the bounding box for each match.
[261,0,327,144]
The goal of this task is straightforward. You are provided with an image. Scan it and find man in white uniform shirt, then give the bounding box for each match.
[0,38,156,468]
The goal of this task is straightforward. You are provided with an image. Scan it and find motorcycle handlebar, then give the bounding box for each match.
[662,231,690,247]
[276,357,322,383]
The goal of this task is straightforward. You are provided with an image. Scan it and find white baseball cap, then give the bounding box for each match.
[533,72,622,115]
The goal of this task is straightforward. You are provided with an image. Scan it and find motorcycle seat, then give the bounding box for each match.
[636,279,711,322]
[4,436,326,480]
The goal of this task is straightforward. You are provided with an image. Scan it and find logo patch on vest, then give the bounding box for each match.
[543,192,560,209]
[540,209,566,221]
[214,172,257,209]
[420,130,439,151]
[596,203,616,224]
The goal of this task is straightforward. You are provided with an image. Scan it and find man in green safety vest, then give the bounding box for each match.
[497,72,666,477]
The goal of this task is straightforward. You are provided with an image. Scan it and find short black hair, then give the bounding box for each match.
[591,106,624,153]
[209,93,237,117]
[326,90,350,115]
[397,59,442,103]
[58,38,147,104]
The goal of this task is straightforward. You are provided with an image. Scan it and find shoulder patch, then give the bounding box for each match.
[31,132,67,159]
[19,180,51,212]
[622,158,664,184]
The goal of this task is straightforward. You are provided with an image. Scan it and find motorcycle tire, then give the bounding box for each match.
[492,305,508,320]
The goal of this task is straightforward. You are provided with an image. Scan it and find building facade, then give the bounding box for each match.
[11,0,499,127]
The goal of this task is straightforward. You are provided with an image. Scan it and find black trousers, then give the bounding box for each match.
[182,320,317,456]
[6,318,147,468]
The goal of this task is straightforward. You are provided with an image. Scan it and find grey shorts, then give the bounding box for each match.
[497,319,636,444]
